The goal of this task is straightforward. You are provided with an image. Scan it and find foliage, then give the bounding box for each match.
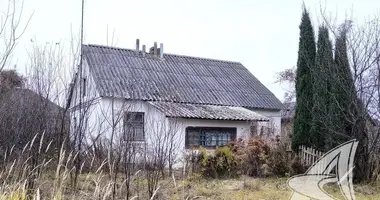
[0,70,24,94]
[197,146,239,179]
[289,156,306,176]
[267,143,290,177]
[229,138,279,177]
[292,8,316,151]
[309,26,334,151]
[189,138,291,179]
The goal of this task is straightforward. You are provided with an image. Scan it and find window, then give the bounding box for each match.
[124,112,144,141]
[185,127,236,148]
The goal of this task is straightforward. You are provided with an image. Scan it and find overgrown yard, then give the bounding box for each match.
[37,174,379,200]
[31,174,380,200]
[158,177,379,200]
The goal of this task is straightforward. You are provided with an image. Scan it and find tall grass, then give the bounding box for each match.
[0,133,378,200]
[0,132,153,200]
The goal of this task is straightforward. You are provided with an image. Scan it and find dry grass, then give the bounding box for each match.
[160,176,380,200]
[0,168,379,199]
[0,133,379,199]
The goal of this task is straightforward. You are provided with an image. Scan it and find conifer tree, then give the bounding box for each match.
[331,24,369,182]
[327,26,355,148]
[292,8,316,151]
[310,26,333,151]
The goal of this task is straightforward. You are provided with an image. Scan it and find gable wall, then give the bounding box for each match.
[69,59,101,145]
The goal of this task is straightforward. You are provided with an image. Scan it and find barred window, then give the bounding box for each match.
[185,127,236,148]
[124,112,144,141]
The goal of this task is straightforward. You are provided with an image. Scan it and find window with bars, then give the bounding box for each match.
[185,127,236,148]
[124,112,145,141]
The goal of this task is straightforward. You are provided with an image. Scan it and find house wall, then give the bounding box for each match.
[281,120,293,138]
[281,119,293,150]
[73,96,281,167]
[250,109,282,136]
[69,59,102,148]
[69,59,283,168]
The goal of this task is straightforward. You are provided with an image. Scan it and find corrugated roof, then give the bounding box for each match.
[83,44,283,110]
[148,101,269,121]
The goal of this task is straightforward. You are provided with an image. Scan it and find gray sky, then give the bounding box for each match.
[4,0,380,101]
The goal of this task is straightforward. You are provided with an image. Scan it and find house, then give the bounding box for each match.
[68,40,283,166]
[0,88,69,154]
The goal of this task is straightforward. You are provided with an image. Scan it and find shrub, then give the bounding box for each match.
[267,143,290,177]
[289,156,306,176]
[194,146,239,179]
[213,146,239,177]
[188,137,294,179]
[228,138,271,177]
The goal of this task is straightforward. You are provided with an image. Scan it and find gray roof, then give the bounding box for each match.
[148,101,269,121]
[83,44,283,110]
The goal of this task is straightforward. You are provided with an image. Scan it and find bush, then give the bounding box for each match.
[213,146,239,177]
[267,143,290,177]
[228,138,271,177]
[289,156,307,176]
[193,146,239,179]
[187,137,293,179]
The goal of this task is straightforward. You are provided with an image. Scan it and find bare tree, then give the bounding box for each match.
[0,0,33,71]
[144,115,181,198]
[275,66,296,103]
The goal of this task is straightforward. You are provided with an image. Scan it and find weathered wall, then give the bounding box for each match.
[69,60,283,168]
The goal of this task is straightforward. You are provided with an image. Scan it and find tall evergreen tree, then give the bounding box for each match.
[331,25,369,182]
[292,8,316,151]
[327,26,355,149]
[310,26,334,151]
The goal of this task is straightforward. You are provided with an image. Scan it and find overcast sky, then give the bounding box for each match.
[3,0,380,101]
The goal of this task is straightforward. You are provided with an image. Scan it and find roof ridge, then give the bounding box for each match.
[84,43,242,65]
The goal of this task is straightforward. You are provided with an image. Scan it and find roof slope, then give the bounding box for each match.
[83,44,283,110]
[148,101,269,121]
